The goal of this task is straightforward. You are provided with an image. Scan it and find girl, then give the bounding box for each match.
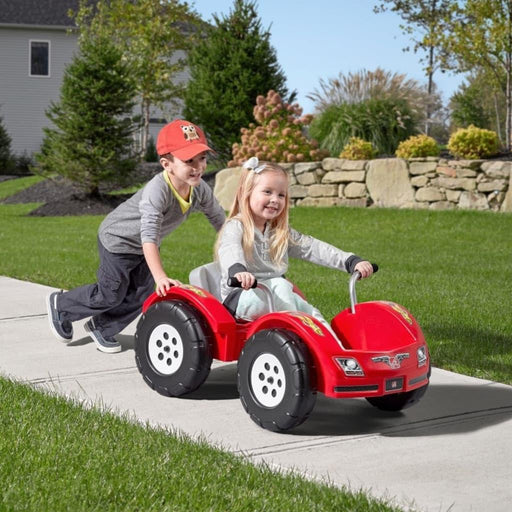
[215,157,373,332]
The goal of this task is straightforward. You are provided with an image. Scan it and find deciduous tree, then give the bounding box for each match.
[74,0,198,157]
[444,0,512,150]
[183,0,288,163]
[373,1,454,135]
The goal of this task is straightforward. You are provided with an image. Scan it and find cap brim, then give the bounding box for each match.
[171,143,214,161]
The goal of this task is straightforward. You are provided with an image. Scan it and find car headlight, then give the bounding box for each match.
[335,357,364,376]
[417,346,427,367]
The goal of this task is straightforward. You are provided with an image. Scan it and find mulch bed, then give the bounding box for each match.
[0,169,217,217]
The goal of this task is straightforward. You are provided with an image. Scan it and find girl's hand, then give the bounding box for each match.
[354,261,374,279]
[155,276,182,297]
[234,271,256,290]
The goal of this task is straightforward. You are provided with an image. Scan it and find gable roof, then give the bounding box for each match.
[0,0,83,28]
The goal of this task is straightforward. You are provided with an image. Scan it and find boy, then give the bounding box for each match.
[46,119,226,353]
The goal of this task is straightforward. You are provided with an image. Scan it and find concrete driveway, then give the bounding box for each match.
[1,276,511,512]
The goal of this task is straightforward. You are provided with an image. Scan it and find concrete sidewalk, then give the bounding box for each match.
[1,275,511,512]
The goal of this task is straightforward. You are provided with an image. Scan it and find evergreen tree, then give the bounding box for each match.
[183,0,288,163]
[0,113,12,171]
[35,34,137,196]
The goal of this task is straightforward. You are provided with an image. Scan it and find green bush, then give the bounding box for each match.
[35,34,137,196]
[230,90,329,166]
[0,114,13,171]
[447,125,500,159]
[309,97,417,156]
[339,137,376,160]
[184,0,288,164]
[144,136,158,162]
[395,134,440,159]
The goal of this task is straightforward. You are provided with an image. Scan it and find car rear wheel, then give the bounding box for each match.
[237,329,316,432]
[135,300,212,397]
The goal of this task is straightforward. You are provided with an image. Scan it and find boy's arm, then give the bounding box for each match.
[143,242,181,297]
[198,181,226,231]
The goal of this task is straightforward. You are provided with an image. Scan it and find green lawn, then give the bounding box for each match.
[0,378,399,512]
[0,177,511,511]
[1,183,511,383]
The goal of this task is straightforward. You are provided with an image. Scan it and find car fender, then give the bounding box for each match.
[245,311,344,392]
[141,285,237,360]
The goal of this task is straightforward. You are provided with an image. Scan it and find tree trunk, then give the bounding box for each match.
[140,99,151,159]
[493,92,503,144]
[426,44,434,136]
[507,2,512,151]
[425,0,437,136]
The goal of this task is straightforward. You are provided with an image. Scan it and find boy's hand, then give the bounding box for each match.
[234,272,256,290]
[354,260,373,279]
[155,276,182,297]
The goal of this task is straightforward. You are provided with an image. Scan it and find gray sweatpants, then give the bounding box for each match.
[58,238,154,337]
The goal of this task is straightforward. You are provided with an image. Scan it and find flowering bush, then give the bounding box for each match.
[395,134,440,159]
[229,90,329,166]
[339,137,376,160]
[447,125,500,159]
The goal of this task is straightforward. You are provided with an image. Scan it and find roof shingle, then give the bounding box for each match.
[0,0,82,27]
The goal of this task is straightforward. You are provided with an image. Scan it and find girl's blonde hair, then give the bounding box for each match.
[215,162,290,266]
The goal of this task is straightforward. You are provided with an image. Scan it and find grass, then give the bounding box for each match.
[1,182,511,384]
[0,174,43,200]
[0,378,399,512]
[0,177,511,511]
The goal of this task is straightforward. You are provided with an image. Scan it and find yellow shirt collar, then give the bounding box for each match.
[163,170,193,214]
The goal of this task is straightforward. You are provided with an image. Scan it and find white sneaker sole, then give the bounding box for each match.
[84,321,122,354]
[45,292,72,343]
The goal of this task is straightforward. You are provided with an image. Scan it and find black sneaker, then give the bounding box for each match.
[46,291,73,342]
[84,319,121,353]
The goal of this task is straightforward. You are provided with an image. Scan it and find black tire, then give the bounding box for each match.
[366,382,429,411]
[135,300,212,397]
[237,329,316,432]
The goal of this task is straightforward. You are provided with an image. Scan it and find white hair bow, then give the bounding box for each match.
[243,156,266,173]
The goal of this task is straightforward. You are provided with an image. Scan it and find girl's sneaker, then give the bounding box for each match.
[46,291,73,342]
[84,319,121,353]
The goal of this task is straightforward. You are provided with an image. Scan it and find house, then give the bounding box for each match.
[0,0,188,158]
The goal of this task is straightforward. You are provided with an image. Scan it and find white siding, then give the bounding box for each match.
[0,26,78,156]
[0,27,190,157]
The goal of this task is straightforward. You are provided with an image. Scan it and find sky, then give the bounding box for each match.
[190,0,467,115]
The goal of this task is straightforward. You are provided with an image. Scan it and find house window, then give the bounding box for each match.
[29,40,50,77]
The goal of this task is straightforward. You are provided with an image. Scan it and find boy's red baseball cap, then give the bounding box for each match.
[156,119,213,160]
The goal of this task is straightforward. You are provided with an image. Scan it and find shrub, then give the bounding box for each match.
[229,90,329,166]
[144,136,158,162]
[0,114,13,171]
[184,0,288,164]
[447,125,500,159]
[395,134,440,159]
[35,34,137,196]
[339,137,376,160]
[309,97,417,156]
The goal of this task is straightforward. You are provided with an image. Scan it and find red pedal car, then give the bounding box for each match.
[134,263,430,432]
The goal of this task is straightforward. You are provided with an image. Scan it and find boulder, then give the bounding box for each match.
[213,167,241,210]
[366,159,414,208]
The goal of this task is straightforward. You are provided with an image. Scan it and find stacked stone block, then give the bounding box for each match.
[213,157,512,212]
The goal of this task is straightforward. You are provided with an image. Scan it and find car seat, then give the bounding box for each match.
[189,262,222,301]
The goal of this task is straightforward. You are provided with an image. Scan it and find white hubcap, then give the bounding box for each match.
[250,353,286,407]
[148,324,183,375]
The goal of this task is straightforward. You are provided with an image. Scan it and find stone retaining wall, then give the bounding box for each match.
[214,157,512,212]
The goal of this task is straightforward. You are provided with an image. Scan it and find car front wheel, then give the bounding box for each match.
[237,329,316,432]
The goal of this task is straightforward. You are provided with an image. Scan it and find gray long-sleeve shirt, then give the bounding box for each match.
[99,171,226,254]
[217,218,361,301]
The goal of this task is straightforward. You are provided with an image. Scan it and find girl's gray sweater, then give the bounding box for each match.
[99,172,226,254]
[217,218,362,301]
